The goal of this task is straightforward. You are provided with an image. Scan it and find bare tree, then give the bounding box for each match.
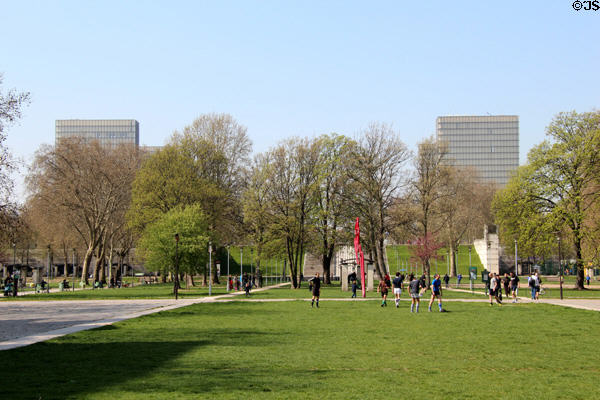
[27,139,139,285]
[0,73,30,245]
[346,123,411,279]
[262,138,320,288]
[410,136,452,284]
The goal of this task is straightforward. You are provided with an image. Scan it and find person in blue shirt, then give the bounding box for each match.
[428,274,444,312]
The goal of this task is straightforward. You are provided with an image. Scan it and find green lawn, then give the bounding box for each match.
[2,300,599,399]
[386,244,484,277]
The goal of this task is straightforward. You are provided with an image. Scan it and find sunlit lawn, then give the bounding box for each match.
[2,300,599,399]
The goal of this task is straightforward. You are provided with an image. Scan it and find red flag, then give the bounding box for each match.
[354,217,367,298]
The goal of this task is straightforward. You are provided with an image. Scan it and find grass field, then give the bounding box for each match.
[386,244,484,277]
[2,300,599,399]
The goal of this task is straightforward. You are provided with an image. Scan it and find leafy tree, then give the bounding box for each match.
[310,133,354,284]
[130,113,251,284]
[137,204,210,283]
[493,111,600,288]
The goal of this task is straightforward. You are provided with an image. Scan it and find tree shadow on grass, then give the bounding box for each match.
[1,332,287,399]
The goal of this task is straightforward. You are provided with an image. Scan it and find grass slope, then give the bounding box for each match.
[386,244,484,277]
[3,301,599,399]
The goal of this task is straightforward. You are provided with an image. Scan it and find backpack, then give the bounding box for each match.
[529,278,535,288]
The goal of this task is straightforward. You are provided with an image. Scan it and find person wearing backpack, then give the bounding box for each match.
[528,273,538,300]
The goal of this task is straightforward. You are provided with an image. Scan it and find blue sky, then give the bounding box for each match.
[1,1,599,199]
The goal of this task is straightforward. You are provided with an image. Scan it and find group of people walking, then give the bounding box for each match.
[308,269,549,309]
[376,272,445,313]
[486,272,522,305]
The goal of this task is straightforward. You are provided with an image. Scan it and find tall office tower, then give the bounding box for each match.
[55,119,139,149]
[436,115,519,187]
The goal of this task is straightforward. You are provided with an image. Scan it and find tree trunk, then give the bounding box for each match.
[322,242,335,285]
[186,273,195,287]
[575,241,585,289]
[93,257,100,284]
[287,237,299,288]
[449,242,457,277]
[62,244,69,277]
[212,258,219,284]
[81,246,94,285]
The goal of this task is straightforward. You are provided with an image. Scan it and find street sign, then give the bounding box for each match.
[469,267,477,281]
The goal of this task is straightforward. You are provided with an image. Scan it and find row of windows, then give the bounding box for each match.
[56,120,138,127]
[439,130,518,137]
[57,131,137,138]
[437,116,518,123]
[446,140,519,147]
[57,127,138,133]
[451,156,519,163]
[449,149,519,155]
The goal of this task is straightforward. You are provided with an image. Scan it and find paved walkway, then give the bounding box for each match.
[0,284,287,351]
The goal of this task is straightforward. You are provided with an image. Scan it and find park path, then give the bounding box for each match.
[0,283,287,351]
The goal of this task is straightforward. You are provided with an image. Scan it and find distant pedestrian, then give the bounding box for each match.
[409,273,425,313]
[392,272,404,308]
[310,273,321,308]
[510,272,520,303]
[443,274,450,288]
[457,274,463,287]
[586,274,591,286]
[535,272,541,299]
[528,273,538,300]
[489,273,502,306]
[378,277,389,307]
[243,274,251,297]
[351,279,358,298]
[235,275,240,291]
[503,273,511,298]
[428,274,444,312]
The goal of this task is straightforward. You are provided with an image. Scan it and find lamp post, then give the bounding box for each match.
[514,239,518,277]
[12,243,17,297]
[240,245,244,278]
[251,247,254,287]
[47,245,51,293]
[226,245,230,291]
[208,241,212,296]
[72,248,76,292]
[557,235,563,300]
[174,233,179,300]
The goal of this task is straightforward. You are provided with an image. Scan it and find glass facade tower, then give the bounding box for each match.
[436,115,519,187]
[55,119,139,149]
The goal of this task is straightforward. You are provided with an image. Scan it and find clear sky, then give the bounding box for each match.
[1,1,599,200]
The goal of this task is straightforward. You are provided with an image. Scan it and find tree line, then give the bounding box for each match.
[13,112,495,288]
[7,73,594,290]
